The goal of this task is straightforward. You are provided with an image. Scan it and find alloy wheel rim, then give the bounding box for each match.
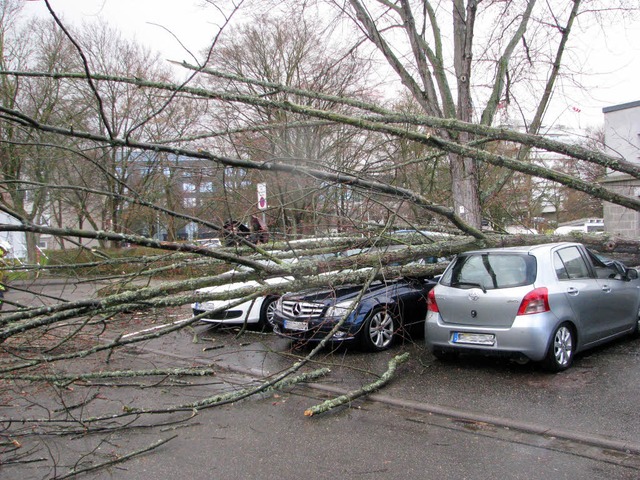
[370,311,394,348]
[266,301,277,327]
[554,326,573,366]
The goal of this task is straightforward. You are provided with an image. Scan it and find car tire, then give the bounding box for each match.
[359,307,396,352]
[543,323,575,372]
[258,296,278,331]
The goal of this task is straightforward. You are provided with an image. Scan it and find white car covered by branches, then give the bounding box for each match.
[191,262,294,330]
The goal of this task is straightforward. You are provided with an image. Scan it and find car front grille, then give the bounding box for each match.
[281,300,325,319]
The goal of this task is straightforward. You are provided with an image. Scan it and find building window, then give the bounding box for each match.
[200,181,214,193]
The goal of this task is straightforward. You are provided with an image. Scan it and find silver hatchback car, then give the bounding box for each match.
[425,242,640,371]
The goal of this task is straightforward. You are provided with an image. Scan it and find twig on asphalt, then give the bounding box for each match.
[53,435,178,479]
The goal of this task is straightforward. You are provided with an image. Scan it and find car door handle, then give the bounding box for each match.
[601,285,611,293]
[567,287,579,296]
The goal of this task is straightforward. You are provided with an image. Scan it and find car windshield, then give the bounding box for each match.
[441,252,536,290]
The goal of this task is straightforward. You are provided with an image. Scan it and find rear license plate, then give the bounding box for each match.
[452,332,495,346]
[284,319,308,331]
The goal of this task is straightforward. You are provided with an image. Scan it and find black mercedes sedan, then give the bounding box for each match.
[272,276,436,351]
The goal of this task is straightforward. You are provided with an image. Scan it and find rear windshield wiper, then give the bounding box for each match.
[452,281,486,293]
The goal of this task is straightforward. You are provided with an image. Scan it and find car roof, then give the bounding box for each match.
[459,242,582,256]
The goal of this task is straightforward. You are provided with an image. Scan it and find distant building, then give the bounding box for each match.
[553,218,604,235]
[0,211,27,259]
[601,100,640,238]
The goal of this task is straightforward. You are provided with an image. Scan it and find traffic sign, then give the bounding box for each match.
[257,183,267,210]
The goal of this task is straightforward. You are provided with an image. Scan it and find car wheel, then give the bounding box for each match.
[543,323,575,372]
[359,307,396,352]
[258,296,278,331]
[633,309,640,338]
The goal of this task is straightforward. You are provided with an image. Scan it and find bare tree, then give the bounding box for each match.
[0,12,83,260]
[200,12,387,236]
[331,0,639,229]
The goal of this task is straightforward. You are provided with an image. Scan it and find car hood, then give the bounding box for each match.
[281,281,397,306]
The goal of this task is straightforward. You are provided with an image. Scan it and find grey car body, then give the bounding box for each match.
[425,242,640,371]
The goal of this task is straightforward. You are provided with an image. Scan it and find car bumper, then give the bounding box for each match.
[273,325,357,343]
[192,299,259,325]
[272,314,360,343]
[425,311,559,361]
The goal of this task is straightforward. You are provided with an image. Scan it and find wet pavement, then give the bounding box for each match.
[186,322,640,446]
[2,278,640,478]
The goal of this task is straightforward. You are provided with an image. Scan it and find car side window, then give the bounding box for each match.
[553,252,569,279]
[586,250,623,280]
[593,264,621,280]
[554,247,591,280]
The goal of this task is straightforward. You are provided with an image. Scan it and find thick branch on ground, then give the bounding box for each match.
[304,352,410,416]
[5,368,331,436]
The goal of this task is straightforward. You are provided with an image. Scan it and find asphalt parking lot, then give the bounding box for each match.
[185,320,640,446]
[3,279,640,479]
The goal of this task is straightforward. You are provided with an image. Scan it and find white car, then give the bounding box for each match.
[191,254,329,330]
[191,266,293,330]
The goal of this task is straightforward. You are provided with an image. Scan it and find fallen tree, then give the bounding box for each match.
[2,0,640,476]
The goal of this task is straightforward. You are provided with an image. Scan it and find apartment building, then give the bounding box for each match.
[601,100,640,238]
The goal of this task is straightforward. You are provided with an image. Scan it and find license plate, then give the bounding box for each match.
[284,319,308,331]
[452,332,495,346]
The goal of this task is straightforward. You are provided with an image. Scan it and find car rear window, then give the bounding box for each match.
[441,253,536,290]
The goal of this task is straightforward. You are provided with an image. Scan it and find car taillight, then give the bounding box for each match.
[517,287,550,315]
[427,289,439,312]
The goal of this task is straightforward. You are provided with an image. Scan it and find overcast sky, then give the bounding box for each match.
[23,0,221,63]
[22,0,640,132]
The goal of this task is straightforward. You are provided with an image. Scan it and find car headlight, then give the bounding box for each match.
[326,301,355,318]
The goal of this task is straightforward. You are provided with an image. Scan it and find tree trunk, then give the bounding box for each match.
[450,152,482,227]
[451,0,481,228]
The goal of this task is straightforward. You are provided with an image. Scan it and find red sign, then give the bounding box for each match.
[257,183,267,210]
